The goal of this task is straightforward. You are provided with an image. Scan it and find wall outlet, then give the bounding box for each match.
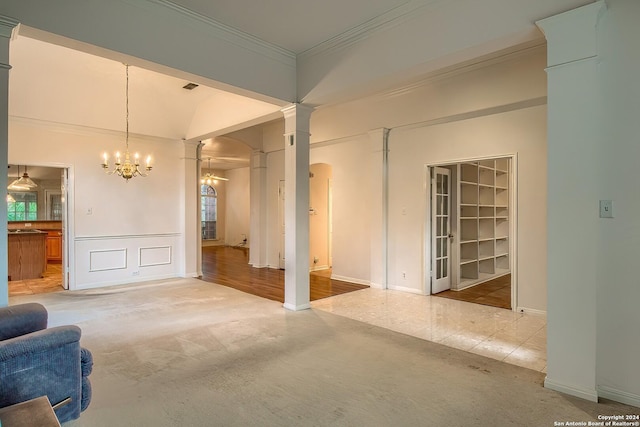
[599,200,613,218]
[402,271,406,279]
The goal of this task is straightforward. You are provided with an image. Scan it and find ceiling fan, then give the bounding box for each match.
[201,158,229,184]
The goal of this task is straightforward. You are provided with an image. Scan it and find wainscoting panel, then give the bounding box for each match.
[139,246,172,267]
[74,233,180,290]
[89,248,127,272]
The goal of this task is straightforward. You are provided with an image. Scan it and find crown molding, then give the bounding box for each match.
[313,41,546,111]
[0,15,19,38]
[144,0,296,66]
[10,115,179,144]
[298,0,437,61]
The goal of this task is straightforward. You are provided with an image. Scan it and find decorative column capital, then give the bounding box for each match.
[281,103,314,135]
[536,1,607,68]
[251,150,266,169]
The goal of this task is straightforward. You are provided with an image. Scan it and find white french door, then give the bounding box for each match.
[431,167,452,294]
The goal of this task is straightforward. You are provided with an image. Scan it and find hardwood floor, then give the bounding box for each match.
[8,246,369,302]
[8,263,64,296]
[434,274,511,310]
[200,245,369,303]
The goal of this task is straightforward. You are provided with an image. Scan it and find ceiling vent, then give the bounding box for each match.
[182,82,199,90]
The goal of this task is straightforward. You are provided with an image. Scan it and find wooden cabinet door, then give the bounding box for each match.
[46,232,63,262]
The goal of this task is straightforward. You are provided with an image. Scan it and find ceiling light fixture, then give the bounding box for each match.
[201,158,229,185]
[101,64,152,182]
[7,165,38,191]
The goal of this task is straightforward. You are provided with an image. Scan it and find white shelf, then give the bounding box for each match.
[456,158,511,290]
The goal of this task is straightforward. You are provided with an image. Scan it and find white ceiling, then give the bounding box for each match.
[168,0,412,54]
[8,1,421,171]
[8,35,280,170]
[7,0,589,172]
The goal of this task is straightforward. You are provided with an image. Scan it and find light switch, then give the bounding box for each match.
[599,200,613,218]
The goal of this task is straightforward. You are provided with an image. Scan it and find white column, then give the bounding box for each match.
[0,17,18,307]
[180,140,201,278]
[368,128,390,289]
[282,104,313,311]
[249,150,268,268]
[536,1,606,402]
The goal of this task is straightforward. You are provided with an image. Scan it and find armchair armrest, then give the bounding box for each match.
[0,303,48,341]
[0,325,81,361]
[0,325,84,422]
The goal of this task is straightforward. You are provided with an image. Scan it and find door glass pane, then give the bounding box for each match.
[437,174,443,194]
[436,259,442,279]
[443,195,448,215]
[437,195,442,215]
[442,239,448,257]
[443,261,448,278]
[443,174,449,195]
[437,238,442,257]
[437,217,442,236]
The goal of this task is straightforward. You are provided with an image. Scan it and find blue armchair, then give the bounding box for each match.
[0,303,93,423]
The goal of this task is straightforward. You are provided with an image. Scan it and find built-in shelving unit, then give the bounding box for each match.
[456,158,510,289]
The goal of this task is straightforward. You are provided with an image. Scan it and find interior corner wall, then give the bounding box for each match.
[9,120,184,289]
[224,167,250,247]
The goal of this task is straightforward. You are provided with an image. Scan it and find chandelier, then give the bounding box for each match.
[7,165,38,191]
[201,158,229,185]
[101,64,152,181]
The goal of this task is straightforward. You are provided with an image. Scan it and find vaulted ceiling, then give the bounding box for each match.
[4,0,594,170]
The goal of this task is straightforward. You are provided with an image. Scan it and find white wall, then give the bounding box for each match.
[224,167,250,246]
[309,138,373,285]
[9,119,186,289]
[307,47,548,310]
[388,107,546,308]
[596,0,640,406]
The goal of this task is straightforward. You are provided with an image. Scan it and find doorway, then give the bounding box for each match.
[7,165,69,296]
[309,163,332,273]
[428,156,515,310]
[277,164,334,274]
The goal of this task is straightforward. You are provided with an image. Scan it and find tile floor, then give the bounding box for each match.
[311,287,547,372]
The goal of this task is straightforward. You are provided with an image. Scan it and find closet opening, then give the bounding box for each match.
[427,156,515,310]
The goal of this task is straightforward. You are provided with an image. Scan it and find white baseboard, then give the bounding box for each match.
[249,263,269,269]
[368,282,384,289]
[331,274,370,286]
[598,385,640,408]
[74,273,178,290]
[544,377,598,402]
[516,306,547,316]
[387,284,424,295]
[310,265,330,272]
[283,302,311,311]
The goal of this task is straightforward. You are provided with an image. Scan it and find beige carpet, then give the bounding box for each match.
[9,278,636,426]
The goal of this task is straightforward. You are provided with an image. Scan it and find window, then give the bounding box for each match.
[8,192,38,221]
[201,184,217,240]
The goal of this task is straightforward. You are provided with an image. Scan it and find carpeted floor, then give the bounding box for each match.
[10,278,636,426]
